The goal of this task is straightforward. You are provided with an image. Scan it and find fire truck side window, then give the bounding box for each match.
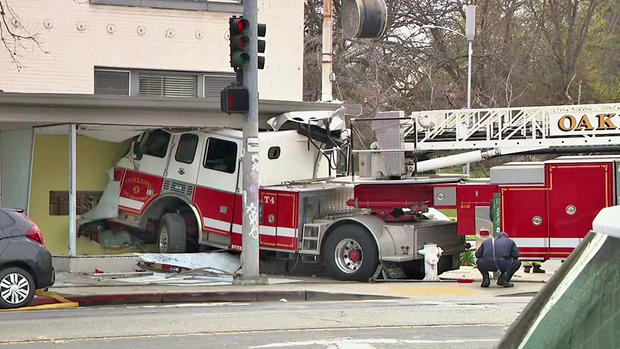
[143,130,171,158]
[175,133,199,164]
[203,138,237,174]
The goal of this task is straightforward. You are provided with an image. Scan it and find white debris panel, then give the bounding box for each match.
[137,252,242,275]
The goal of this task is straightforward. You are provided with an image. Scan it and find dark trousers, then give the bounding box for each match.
[476,258,521,282]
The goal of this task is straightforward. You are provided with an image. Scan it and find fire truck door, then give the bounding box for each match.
[547,163,613,258]
[195,136,241,238]
[501,187,549,259]
[166,132,203,184]
[136,130,172,177]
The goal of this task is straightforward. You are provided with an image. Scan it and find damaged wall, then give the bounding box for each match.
[29,135,129,255]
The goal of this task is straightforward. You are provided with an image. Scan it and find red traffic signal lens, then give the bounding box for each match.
[231,18,249,33]
[237,19,248,31]
[228,93,235,110]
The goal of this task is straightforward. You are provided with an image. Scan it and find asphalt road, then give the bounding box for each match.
[0,297,531,348]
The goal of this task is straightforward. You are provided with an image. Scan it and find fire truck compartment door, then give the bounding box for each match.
[547,163,613,254]
[501,187,549,259]
[166,132,204,184]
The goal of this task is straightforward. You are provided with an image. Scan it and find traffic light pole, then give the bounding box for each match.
[234,0,267,285]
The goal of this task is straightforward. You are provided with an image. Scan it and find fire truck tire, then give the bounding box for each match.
[158,213,187,253]
[323,224,378,281]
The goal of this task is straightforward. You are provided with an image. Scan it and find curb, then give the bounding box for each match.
[33,290,398,307]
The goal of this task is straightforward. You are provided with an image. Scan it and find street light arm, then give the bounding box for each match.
[421,25,467,39]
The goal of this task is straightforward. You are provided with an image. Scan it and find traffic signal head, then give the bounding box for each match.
[229,17,250,69]
[220,84,249,114]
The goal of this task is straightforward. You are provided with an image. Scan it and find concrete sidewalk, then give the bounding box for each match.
[33,261,556,307]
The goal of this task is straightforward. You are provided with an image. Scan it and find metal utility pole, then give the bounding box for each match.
[321,0,333,102]
[68,124,77,257]
[465,5,475,110]
[467,41,472,110]
[235,0,267,285]
[465,4,475,176]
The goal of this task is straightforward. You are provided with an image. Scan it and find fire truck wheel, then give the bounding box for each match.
[323,224,378,281]
[158,213,187,253]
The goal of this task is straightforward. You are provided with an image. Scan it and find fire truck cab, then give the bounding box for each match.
[84,103,620,282]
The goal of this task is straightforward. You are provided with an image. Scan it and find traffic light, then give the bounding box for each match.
[229,16,250,69]
[220,83,249,114]
[257,23,266,70]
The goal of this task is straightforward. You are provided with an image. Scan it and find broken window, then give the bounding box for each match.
[49,191,104,216]
[143,130,171,158]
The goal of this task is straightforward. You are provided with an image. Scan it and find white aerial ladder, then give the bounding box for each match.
[352,103,620,178]
[409,103,620,152]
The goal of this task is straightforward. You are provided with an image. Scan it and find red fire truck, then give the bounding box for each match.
[82,103,620,281]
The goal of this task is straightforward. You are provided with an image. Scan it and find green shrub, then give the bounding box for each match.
[460,251,475,266]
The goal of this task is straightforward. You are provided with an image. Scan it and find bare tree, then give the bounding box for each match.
[303,0,616,114]
[0,0,46,70]
[526,0,601,102]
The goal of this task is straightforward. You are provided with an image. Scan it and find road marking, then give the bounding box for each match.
[250,337,499,348]
[123,302,251,309]
[0,324,500,346]
[389,286,478,297]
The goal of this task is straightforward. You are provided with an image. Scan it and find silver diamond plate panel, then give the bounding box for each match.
[490,164,545,184]
[372,112,405,177]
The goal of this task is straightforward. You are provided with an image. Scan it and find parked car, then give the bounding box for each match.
[0,207,54,309]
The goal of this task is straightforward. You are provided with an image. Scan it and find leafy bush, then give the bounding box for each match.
[460,251,475,266]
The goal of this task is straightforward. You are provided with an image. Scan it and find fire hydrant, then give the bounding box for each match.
[418,243,443,281]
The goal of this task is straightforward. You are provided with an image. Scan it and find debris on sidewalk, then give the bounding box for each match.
[137,251,241,275]
[94,271,154,279]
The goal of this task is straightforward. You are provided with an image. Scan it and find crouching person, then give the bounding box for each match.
[475,232,521,288]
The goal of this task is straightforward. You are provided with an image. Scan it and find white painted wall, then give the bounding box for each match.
[0,0,303,101]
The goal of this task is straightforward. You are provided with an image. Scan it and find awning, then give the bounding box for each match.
[0,93,343,131]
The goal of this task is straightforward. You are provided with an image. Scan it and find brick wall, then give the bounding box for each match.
[0,0,303,101]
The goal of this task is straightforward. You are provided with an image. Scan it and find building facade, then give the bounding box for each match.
[0,0,303,101]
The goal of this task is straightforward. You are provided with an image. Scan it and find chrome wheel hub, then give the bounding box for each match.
[334,238,364,274]
[1,273,30,305]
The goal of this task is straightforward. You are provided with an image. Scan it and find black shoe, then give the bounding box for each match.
[533,266,545,274]
[497,278,514,287]
[480,272,491,287]
[523,266,531,273]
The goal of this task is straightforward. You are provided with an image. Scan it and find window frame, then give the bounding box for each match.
[95,67,234,99]
[138,73,199,98]
[203,137,238,174]
[267,146,281,160]
[174,133,199,164]
[94,68,131,96]
[142,129,171,159]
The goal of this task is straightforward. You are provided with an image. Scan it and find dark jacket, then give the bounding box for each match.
[475,232,519,262]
